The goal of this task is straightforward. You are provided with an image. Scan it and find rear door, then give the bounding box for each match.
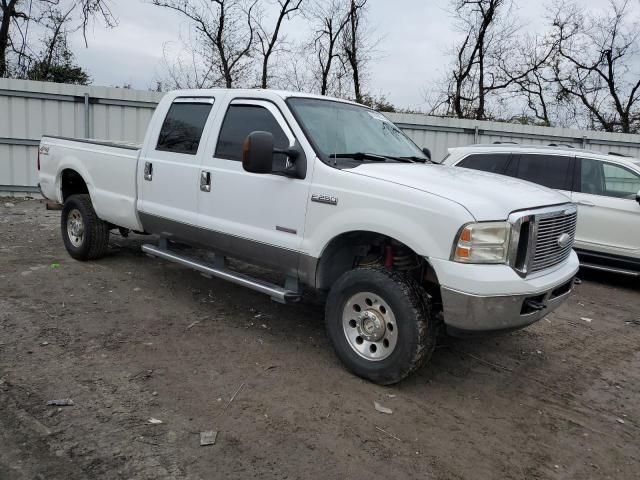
[137,97,217,232]
[571,157,640,256]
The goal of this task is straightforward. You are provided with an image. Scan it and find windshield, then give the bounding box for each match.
[287,97,427,162]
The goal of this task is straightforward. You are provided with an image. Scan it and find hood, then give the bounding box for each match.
[351,163,571,220]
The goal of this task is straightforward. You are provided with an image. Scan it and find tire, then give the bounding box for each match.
[61,194,110,261]
[325,266,437,385]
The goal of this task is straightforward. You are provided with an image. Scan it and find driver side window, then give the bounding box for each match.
[215,104,290,169]
[578,158,640,199]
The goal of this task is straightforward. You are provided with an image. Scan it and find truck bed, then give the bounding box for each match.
[39,136,144,231]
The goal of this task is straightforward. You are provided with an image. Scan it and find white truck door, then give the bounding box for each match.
[571,157,640,257]
[197,99,312,273]
[137,97,217,231]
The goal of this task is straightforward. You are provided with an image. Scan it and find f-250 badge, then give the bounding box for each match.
[311,194,338,206]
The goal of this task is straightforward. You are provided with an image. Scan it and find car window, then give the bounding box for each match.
[457,153,510,174]
[514,154,573,190]
[578,158,640,199]
[215,104,289,168]
[156,102,214,155]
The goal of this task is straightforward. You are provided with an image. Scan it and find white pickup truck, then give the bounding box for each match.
[38,89,579,384]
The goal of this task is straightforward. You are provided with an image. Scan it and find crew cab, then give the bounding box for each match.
[443,144,640,276]
[38,89,579,384]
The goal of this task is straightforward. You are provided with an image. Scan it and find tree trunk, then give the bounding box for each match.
[0,1,17,78]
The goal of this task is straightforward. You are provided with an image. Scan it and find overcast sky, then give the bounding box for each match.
[69,0,634,110]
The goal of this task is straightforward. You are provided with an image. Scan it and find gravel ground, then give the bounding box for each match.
[1,198,639,480]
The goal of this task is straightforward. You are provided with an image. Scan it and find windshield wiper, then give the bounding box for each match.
[398,155,429,163]
[330,152,388,162]
[329,152,428,164]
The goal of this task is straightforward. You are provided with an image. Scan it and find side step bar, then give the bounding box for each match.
[141,244,301,303]
[580,262,640,277]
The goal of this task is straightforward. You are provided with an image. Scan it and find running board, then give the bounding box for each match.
[580,262,640,277]
[141,244,301,303]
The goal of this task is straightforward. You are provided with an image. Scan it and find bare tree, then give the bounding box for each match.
[0,0,115,79]
[153,0,257,88]
[440,0,516,119]
[341,0,368,102]
[254,0,303,89]
[551,0,640,133]
[310,0,349,96]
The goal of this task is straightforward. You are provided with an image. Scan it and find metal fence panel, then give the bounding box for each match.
[1,80,639,195]
[387,113,640,162]
[0,78,164,193]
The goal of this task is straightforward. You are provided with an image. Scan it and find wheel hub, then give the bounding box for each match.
[342,291,397,361]
[358,310,385,342]
[67,209,85,247]
[70,219,84,237]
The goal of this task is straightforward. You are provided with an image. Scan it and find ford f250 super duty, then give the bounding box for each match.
[37,89,579,384]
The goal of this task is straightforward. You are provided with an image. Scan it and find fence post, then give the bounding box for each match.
[582,135,588,149]
[84,93,90,138]
[474,125,479,144]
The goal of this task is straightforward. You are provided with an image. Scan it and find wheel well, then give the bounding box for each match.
[314,231,441,301]
[60,169,89,201]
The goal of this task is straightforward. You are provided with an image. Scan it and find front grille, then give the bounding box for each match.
[509,205,577,277]
[530,210,577,273]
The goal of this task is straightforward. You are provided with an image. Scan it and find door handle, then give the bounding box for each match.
[577,200,595,207]
[200,170,211,192]
[144,161,153,181]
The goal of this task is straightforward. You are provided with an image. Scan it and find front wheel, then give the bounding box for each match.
[325,267,437,385]
[61,194,110,261]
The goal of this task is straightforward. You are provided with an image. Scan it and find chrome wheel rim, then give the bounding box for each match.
[67,209,85,247]
[342,291,397,361]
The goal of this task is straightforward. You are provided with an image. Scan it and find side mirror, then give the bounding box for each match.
[636,190,640,205]
[422,147,432,161]
[242,131,306,179]
[243,131,274,174]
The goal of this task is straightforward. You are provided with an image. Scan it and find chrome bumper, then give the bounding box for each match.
[441,276,576,336]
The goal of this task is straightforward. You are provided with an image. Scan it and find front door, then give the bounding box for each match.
[197,99,313,275]
[137,97,217,234]
[571,157,640,256]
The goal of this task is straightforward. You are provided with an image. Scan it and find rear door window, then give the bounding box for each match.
[156,101,214,155]
[457,153,511,174]
[513,154,573,190]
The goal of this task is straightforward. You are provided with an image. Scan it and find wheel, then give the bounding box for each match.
[61,194,110,261]
[325,266,437,385]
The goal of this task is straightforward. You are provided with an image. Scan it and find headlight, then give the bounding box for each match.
[452,222,511,264]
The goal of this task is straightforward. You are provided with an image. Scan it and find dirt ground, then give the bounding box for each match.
[0,198,638,480]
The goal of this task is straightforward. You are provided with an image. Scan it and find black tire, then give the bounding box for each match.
[61,194,110,261]
[325,267,437,385]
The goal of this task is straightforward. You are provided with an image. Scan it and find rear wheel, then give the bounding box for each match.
[61,194,110,261]
[325,267,437,385]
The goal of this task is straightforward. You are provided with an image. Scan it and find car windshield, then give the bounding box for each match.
[287,97,427,162]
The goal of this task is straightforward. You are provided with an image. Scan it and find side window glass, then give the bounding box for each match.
[579,158,640,199]
[515,154,572,190]
[457,154,510,174]
[156,102,213,155]
[215,105,290,168]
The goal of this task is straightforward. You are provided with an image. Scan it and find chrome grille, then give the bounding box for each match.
[530,210,577,273]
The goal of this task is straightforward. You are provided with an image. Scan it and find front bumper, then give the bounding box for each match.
[431,251,579,335]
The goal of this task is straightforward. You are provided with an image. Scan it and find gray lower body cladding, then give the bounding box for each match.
[138,212,317,285]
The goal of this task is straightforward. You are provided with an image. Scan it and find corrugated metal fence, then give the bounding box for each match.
[1,79,639,195]
[0,78,164,194]
[386,113,640,162]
